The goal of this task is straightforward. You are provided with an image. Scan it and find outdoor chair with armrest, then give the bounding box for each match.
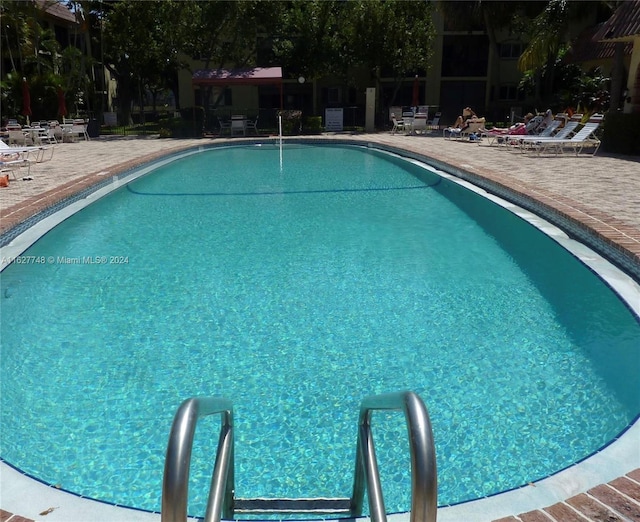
[231,115,246,137]
[391,114,406,135]
[218,117,231,137]
[427,112,441,129]
[246,115,259,135]
[8,130,30,147]
[411,114,428,134]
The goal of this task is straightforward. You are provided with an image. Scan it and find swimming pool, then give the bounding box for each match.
[1,144,639,518]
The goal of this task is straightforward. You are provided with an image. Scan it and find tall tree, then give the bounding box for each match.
[183,1,283,111]
[340,0,436,111]
[517,0,606,107]
[101,0,196,124]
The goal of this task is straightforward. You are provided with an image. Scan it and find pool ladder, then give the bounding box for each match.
[161,391,437,522]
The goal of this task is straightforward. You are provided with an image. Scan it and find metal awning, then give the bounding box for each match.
[192,67,283,86]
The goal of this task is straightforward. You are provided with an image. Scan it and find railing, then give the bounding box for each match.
[161,397,234,522]
[161,391,436,522]
[351,391,437,522]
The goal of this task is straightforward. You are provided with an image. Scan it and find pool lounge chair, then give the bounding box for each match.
[0,157,32,180]
[505,115,584,152]
[443,118,485,140]
[486,119,561,147]
[514,115,603,155]
[536,118,603,156]
[427,112,441,129]
[0,139,54,163]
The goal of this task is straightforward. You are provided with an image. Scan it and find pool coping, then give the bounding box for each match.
[1,137,639,522]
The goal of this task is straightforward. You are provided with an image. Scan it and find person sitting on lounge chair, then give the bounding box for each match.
[536,109,554,133]
[452,107,477,129]
[484,113,534,136]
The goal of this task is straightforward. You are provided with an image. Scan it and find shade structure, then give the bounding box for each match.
[22,78,32,123]
[57,87,68,117]
[412,75,420,108]
[192,67,283,108]
[192,67,282,86]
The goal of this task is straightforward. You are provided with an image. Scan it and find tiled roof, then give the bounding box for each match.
[592,0,640,42]
[34,0,77,24]
[569,24,633,63]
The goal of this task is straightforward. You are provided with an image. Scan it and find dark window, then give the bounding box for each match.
[441,35,489,77]
[499,42,524,59]
[54,25,69,48]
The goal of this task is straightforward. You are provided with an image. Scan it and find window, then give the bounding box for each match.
[441,35,489,77]
[498,85,523,101]
[327,87,341,104]
[499,42,524,59]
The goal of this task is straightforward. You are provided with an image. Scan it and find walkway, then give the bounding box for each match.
[0,132,639,522]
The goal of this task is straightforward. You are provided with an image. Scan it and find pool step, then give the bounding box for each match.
[234,497,352,515]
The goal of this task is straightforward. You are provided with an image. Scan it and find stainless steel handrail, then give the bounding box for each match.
[351,391,437,522]
[161,397,234,522]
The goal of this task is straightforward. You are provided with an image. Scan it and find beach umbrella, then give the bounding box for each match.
[57,87,68,118]
[21,78,32,125]
[412,75,420,109]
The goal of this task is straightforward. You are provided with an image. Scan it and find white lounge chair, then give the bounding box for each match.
[501,119,566,150]
[0,157,32,179]
[0,138,54,163]
[505,117,583,151]
[536,118,603,155]
[444,118,485,140]
[427,112,441,129]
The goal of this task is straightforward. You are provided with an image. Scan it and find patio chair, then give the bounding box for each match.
[0,138,54,163]
[72,119,89,141]
[218,117,231,137]
[536,118,603,156]
[510,115,594,153]
[494,119,564,148]
[427,112,441,129]
[390,114,406,135]
[443,118,485,140]
[411,114,428,134]
[0,157,32,180]
[8,130,30,147]
[231,115,246,137]
[246,115,259,135]
[504,115,584,151]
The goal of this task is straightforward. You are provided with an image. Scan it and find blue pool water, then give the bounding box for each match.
[1,144,639,518]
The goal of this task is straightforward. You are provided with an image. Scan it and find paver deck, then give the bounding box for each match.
[1,131,639,522]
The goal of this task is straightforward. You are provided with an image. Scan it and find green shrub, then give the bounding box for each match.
[601,113,640,155]
[165,106,204,138]
[304,116,322,134]
[278,110,302,135]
